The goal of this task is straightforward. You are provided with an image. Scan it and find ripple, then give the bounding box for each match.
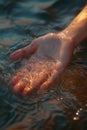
[0,0,87,130]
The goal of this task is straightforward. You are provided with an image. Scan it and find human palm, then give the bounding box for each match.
[10,33,74,96]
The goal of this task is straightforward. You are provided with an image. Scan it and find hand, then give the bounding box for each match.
[10,32,74,96]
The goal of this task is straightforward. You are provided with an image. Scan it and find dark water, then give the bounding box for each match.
[0,0,87,130]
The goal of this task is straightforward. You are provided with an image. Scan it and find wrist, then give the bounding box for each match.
[59,5,87,48]
[57,30,76,50]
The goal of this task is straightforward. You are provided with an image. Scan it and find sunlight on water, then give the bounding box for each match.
[0,0,87,130]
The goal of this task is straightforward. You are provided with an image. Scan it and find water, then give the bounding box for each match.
[0,0,87,130]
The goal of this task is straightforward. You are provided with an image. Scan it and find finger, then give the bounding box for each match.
[22,72,48,96]
[10,76,20,86]
[40,69,58,91]
[13,80,25,94]
[39,61,63,91]
[9,41,39,61]
[22,85,33,96]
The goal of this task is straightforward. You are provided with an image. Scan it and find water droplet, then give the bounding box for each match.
[76,112,79,115]
[73,116,79,121]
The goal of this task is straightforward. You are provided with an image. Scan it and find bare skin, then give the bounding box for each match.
[10,5,87,96]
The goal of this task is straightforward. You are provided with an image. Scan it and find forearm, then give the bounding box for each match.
[60,5,87,48]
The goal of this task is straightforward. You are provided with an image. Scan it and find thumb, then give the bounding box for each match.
[9,41,39,61]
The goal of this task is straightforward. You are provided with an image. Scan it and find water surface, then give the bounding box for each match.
[0,0,87,130]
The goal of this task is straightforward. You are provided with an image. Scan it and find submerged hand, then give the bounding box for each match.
[9,5,87,96]
[10,33,74,96]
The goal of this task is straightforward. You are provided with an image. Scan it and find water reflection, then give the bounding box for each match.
[61,64,87,105]
[0,0,87,130]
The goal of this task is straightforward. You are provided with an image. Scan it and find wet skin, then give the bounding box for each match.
[10,33,74,96]
[10,5,87,96]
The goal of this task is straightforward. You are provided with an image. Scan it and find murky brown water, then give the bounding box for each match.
[0,0,87,130]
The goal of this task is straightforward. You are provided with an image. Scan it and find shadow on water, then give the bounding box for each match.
[0,0,87,130]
